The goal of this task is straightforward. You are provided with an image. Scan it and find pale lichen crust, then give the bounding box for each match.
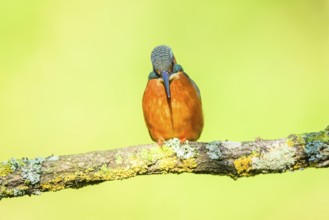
[287,128,329,166]
[251,143,296,171]
[21,157,45,185]
[164,138,198,159]
[0,156,51,199]
[232,140,297,177]
[303,129,329,166]
[205,141,222,159]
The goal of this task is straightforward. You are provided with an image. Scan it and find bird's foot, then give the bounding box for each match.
[179,137,187,144]
[157,137,165,146]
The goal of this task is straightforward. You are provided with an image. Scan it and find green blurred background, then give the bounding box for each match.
[1,0,328,219]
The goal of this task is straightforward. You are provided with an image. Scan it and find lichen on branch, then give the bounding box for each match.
[0,126,328,200]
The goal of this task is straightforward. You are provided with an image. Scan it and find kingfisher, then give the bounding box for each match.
[142,45,204,145]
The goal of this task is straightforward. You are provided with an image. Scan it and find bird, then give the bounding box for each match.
[142,45,204,145]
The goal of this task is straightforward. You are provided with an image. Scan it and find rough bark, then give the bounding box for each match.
[0,126,328,200]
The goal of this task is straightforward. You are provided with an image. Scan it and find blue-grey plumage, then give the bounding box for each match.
[150,45,176,99]
[151,45,175,73]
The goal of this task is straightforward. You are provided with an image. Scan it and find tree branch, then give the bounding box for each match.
[1,126,328,200]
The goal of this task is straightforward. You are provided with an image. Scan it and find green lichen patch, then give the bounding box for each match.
[41,170,90,192]
[41,176,66,192]
[157,157,177,173]
[0,186,14,198]
[93,164,138,181]
[157,157,197,173]
[286,135,306,147]
[287,127,329,148]
[0,163,13,177]
[164,138,198,159]
[178,158,197,172]
[294,127,329,165]
[305,141,329,164]
[129,143,197,174]
[303,128,329,143]
[205,141,222,159]
[0,158,25,176]
[21,157,45,185]
[0,157,46,184]
[13,185,29,197]
[128,155,148,174]
[132,146,175,166]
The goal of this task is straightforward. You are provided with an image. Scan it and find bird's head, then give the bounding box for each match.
[151,45,177,99]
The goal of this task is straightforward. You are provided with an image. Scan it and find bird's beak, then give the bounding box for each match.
[162,71,171,99]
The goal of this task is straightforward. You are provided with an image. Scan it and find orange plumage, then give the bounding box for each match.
[142,45,203,144]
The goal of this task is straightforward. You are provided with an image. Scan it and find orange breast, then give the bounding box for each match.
[142,72,203,142]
